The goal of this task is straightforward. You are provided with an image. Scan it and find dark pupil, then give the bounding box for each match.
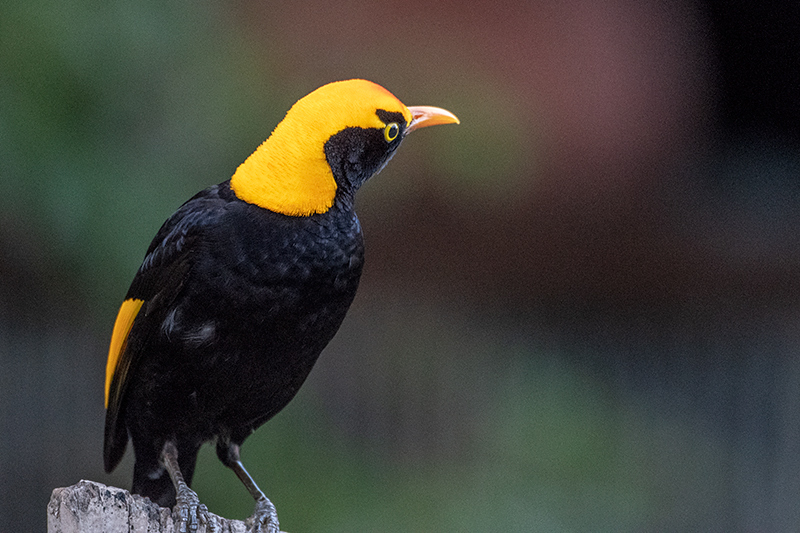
[388,124,398,139]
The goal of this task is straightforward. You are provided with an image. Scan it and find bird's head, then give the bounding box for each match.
[230,79,459,216]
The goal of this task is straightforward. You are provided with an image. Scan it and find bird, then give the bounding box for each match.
[103,79,459,533]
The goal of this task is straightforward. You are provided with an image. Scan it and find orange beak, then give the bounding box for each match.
[406,105,460,134]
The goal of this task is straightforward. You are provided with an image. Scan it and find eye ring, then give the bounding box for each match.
[383,122,400,142]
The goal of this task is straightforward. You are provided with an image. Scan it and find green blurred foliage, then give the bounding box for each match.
[185,300,737,532]
[1,0,283,315]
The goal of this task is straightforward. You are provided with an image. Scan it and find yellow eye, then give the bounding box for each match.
[383,122,400,142]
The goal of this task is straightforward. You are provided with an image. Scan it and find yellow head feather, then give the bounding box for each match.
[230,79,413,216]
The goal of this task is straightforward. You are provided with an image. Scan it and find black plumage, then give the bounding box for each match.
[102,79,458,532]
[104,181,365,504]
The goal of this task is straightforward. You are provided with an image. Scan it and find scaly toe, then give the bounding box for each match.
[173,485,210,533]
[246,496,280,533]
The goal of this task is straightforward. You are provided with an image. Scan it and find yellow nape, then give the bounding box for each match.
[230,79,413,216]
[105,298,144,408]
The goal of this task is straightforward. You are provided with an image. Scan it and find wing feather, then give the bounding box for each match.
[103,183,230,472]
[105,298,144,408]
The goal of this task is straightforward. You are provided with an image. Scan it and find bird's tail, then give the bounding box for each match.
[131,440,200,508]
[133,467,177,508]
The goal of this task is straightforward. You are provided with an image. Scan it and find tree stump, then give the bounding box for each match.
[47,480,250,533]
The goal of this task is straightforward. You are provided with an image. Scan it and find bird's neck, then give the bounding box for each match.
[230,121,338,217]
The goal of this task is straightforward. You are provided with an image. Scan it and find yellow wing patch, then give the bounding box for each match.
[105,298,144,408]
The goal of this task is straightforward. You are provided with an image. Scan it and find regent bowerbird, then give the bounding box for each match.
[103,79,459,532]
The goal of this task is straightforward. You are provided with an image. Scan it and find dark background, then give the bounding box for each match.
[2,0,799,531]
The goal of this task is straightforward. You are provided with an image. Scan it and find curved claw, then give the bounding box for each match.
[246,496,280,533]
[173,484,211,533]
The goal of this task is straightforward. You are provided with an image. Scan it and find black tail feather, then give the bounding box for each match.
[131,438,201,508]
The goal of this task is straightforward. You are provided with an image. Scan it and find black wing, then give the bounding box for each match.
[103,182,232,472]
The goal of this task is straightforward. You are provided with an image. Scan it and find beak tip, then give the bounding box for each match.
[406,105,460,133]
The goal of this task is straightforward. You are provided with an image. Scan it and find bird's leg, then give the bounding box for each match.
[232,458,280,533]
[218,440,280,533]
[161,441,210,533]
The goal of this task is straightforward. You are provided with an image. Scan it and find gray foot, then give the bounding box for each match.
[172,484,211,533]
[245,496,280,533]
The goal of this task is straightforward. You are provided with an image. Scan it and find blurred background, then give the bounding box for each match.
[2,0,799,530]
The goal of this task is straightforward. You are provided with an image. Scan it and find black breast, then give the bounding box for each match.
[147,190,365,439]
